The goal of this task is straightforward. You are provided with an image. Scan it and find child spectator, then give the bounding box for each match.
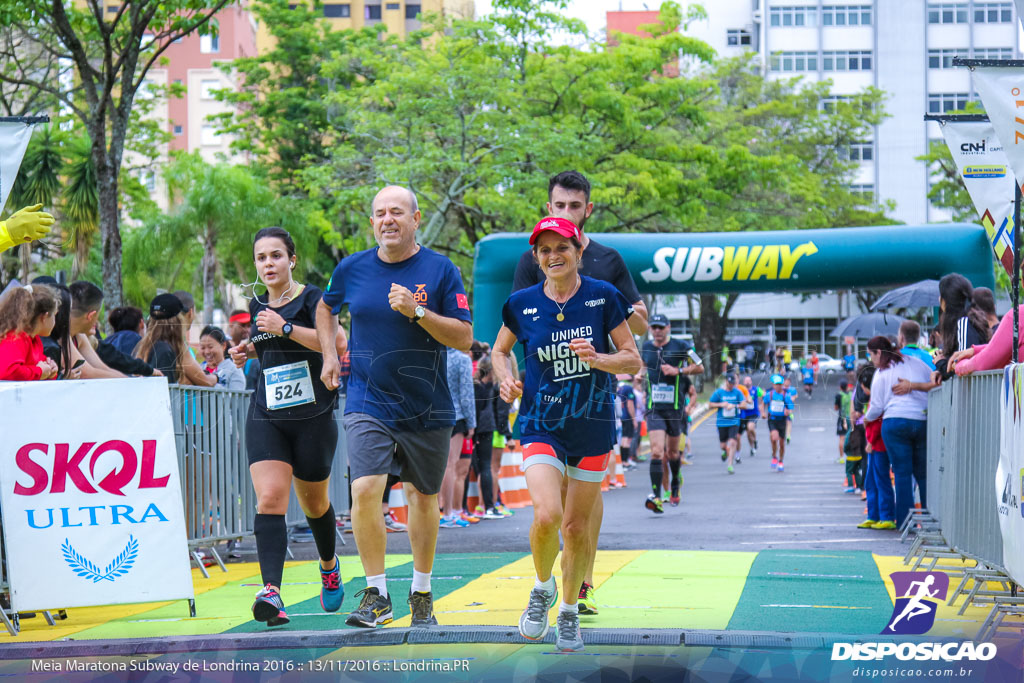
[107,306,145,356]
[834,380,852,463]
[41,283,73,378]
[857,362,895,529]
[199,325,246,390]
[0,284,60,380]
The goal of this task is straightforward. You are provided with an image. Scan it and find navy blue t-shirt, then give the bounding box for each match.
[502,277,632,459]
[322,245,472,431]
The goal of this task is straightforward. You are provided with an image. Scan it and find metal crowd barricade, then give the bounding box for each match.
[919,370,1015,636]
[285,401,348,549]
[169,385,256,576]
[945,371,1004,566]
[169,386,348,575]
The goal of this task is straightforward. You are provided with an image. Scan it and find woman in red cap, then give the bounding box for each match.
[491,216,641,652]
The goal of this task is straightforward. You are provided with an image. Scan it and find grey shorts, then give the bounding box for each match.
[343,412,450,495]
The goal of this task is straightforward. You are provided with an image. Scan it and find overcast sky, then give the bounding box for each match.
[474,0,659,38]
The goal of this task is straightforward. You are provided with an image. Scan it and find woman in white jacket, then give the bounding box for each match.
[864,335,933,528]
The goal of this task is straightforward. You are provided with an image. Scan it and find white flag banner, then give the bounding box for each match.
[0,121,36,212]
[998,365,1024,586]
[938,120,1016,275]
[0,378,194,611]
[1016,0,1024,30]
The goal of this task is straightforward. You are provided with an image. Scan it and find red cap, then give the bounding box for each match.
[529,216,581,245]
[229,312,251,324]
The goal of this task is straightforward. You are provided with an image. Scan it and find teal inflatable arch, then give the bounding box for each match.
[471,223,996,343]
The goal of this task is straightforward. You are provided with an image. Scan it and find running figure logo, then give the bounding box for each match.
[883,572,949,635]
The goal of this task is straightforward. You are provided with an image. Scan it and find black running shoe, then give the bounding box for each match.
[345,587,393,628]
[408,590,438,626]
[252,584,290,627]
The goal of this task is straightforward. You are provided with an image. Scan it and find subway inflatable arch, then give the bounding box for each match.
[471,224,996,343]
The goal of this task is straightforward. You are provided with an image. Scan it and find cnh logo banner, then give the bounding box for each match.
[884,571,948,635]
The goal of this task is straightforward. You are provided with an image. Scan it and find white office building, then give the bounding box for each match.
[682,0,1023,225]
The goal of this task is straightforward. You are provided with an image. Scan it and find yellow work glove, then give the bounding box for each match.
[0,204,55,253]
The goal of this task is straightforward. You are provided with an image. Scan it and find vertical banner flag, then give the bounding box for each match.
[998,365,1024,586]
[0,121,36,212]
[939,121,1016,275]
[1016,1,1024,30]
[0,378,194,611]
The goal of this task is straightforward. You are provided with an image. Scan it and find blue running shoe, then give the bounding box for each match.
[320,555,344,613]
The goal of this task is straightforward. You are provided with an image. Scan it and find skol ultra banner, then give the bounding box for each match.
[0,378,194,611]
[0,120,36,212]
[939,120,1016,275]
[999,365,1024,586]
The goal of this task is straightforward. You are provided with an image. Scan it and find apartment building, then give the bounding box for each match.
[256,0,476,52]
[616,0,1023,225]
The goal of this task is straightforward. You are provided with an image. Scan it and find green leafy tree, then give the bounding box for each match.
[212,0,392,193]
[141,153,328,322]
[0,0,232,309]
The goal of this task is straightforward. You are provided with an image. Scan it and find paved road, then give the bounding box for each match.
[269,370,907,562]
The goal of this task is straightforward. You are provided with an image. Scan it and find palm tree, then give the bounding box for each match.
[62,133,99,278]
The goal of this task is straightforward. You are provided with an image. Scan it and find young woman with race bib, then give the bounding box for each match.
[229,227,348,627]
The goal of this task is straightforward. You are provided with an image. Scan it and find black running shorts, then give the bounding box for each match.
[647,408,685,438]
[246,403,339,482]
[768,417,787,435]
[717,424,739,443]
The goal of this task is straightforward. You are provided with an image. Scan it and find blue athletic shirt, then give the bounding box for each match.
[801,367,814,384]
[710,387,745,427]
[843,353,856,371]
[766,389,794,417]
[322,245,472,431]
[617,382,636,422]
[901,345,937,371]
[501,276,632,459]
[741,386,764,419]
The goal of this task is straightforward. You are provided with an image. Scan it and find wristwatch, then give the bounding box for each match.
[281,322,293,338]
[411,305,426,323]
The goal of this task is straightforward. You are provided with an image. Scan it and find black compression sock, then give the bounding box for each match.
[305,504,337,563]
[650,460,663,497]
[254,513,288,588]
[621,445,631,461]
[668,458,681,493]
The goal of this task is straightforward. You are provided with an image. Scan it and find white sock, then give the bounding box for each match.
[559,601,577,615]
[535,575,556,592]
[411,570,431,594]
[366,573,387,598]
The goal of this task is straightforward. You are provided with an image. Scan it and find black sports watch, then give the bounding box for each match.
[281,322,293,338]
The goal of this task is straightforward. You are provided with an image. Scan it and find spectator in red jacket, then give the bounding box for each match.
[0,284,60,381]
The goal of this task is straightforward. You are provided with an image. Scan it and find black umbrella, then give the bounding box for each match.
[869,279,940,311]
[830,312,906,339]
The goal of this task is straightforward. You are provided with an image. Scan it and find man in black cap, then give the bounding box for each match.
[640,314,704,511]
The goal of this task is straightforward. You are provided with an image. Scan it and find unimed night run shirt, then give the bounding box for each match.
[502,276,632,458]
[322,245,472,431]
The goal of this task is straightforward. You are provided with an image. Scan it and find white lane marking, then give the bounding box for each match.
[764,505,870,509]
[739,538,881,545]
[753,528,864,532]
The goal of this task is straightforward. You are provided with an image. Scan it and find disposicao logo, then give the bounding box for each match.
[884,571,947,635]
[831,571,997,663]
[963,165,1007,179]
